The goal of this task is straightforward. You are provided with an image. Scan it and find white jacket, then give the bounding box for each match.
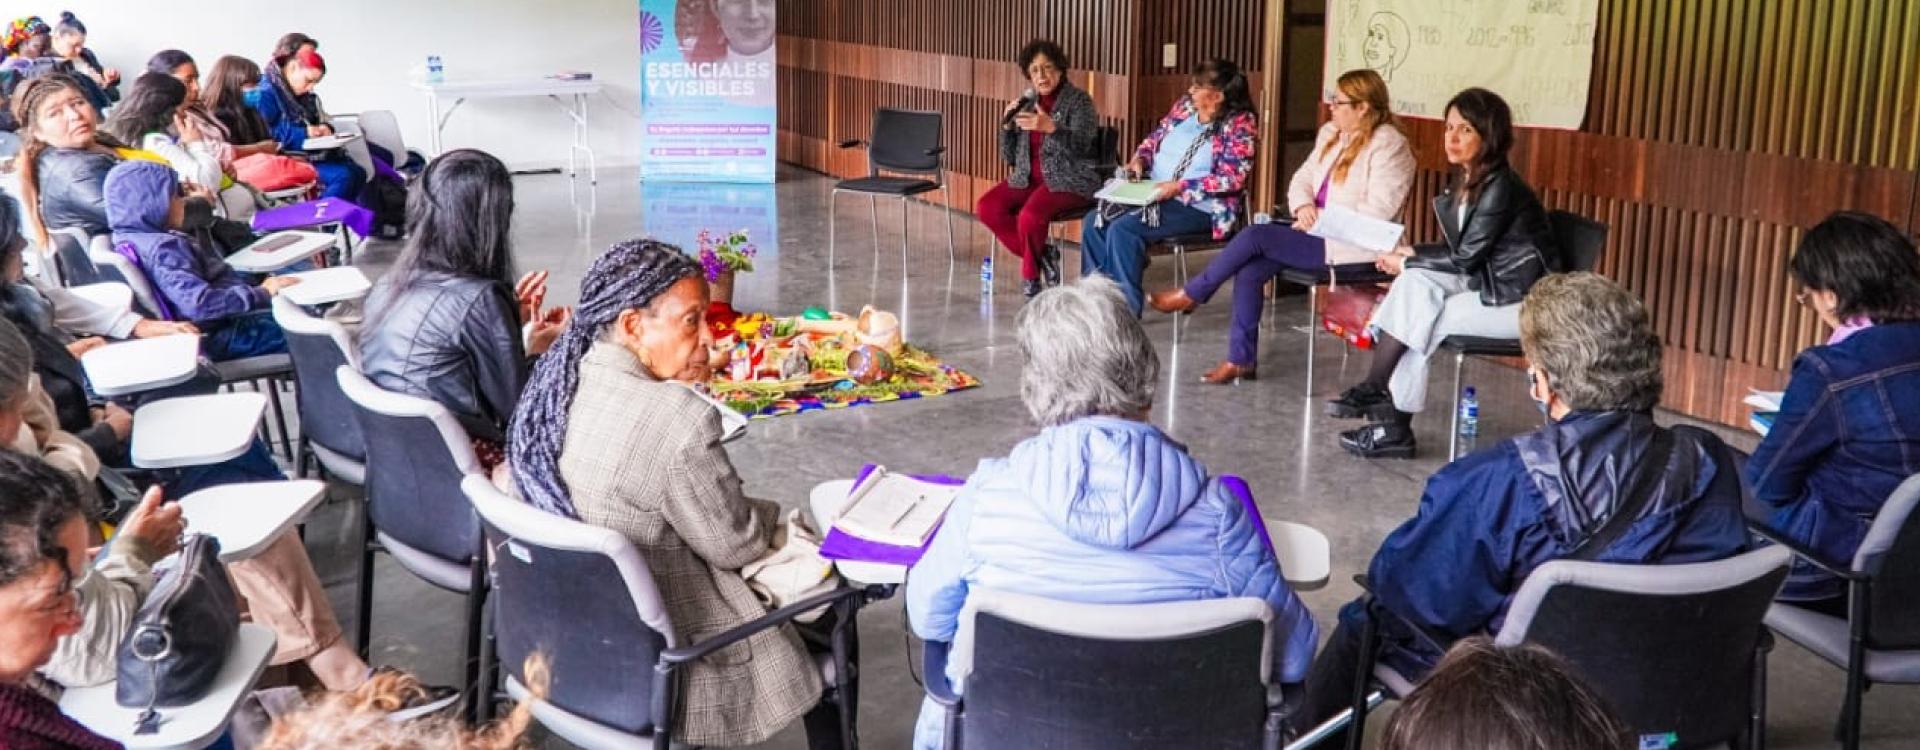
[1286,121,1417,265]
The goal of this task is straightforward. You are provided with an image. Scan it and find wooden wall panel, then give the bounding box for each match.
[1384,0,1920,426]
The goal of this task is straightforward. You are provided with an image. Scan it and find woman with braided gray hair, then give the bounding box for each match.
[506,239,848,748]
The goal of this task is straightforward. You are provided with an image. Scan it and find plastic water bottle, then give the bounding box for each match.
[1459,386,1481,435]
[980,257,994,296]
[426,55,444,84]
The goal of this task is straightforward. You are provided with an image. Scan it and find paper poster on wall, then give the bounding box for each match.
[639,0,777,182]
[1325,0,1599,129]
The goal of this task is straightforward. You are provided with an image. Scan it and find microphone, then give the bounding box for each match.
[1002,87,1037,127]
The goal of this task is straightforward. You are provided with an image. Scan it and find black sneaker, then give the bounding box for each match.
[1022,279,1044,299]
[1038,244,1063,287]
[1340,421,1417,459]
[1326,383,1395,420]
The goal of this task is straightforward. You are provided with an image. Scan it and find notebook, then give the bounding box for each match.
[832,467,958,547]
[1094,178,1161,206]
[818,465,964,566]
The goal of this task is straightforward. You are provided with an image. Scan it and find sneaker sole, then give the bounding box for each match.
[1340,438,1416,459]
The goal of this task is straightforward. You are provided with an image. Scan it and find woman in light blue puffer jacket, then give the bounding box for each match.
[905,276,1319,749]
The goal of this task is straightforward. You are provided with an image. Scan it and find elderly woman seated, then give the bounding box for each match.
[904,275,1320,750]
[507,239,849,749]
[1290,272,1751,737]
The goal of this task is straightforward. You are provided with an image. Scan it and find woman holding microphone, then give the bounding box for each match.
[1147,69,1415,384]
[977,39,1102,299]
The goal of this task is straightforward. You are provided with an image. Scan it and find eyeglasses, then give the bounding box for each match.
[1028,65,1061,77]
[1329,99,1357,109]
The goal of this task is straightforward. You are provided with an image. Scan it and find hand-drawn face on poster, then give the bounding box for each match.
[1361,11,1410,81]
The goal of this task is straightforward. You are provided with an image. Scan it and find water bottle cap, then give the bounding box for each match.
[1464,387,1476,397]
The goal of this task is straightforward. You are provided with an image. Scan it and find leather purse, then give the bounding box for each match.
[115,533,240,735]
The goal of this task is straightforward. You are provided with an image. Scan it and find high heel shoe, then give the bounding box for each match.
[1200,361,1256,384]
[1147,288,1197,314]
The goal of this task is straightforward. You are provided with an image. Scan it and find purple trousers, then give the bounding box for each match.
[1182,223,1369,365]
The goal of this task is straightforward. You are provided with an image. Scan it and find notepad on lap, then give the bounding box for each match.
[1095,178,1161,207]
[833,467,959,548]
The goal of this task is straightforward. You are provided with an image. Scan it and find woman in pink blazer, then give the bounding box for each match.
[1148,69,1415,384]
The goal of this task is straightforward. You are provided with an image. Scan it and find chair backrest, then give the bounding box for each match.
[1090,125,1122,173]
[271,297,366,462]
[867,108,944,175]
[334,366,482,565]
[1497,546,1791,749]
[461,476,673,736]
[953,590,1274,749]
[48,228,104,287]
[77,233,167,319]
[1853,473,1920,650]
[1547,210,1608,273]
[355,110,409,166]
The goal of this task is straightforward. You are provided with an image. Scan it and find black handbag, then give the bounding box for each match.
[115,533,240,735]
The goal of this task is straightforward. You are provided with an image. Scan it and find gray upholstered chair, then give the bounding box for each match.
[271,297,365,483]
[1756,473,1920,750]
[924,590,1289,750]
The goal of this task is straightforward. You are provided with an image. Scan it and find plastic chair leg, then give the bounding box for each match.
[355,519,376,660]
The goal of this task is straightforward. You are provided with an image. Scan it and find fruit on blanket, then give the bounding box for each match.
[845,345,894,385]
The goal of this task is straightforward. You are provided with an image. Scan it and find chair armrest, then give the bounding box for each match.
[660,584,883,665]
[922,640,961,706]
[1352,575,1451,656]
[836,139,865,149]
[925,147,948,156]
[1746,522,1865,581]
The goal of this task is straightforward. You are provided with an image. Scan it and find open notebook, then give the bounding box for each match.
[819,466,965,566]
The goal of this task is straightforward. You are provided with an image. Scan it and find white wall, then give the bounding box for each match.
[62,0,645,170]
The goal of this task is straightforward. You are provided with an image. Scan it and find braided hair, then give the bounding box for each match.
[508,239,701,518]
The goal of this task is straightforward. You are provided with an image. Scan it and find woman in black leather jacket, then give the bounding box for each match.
[358,149,567,468]
[1327,88,1560,458]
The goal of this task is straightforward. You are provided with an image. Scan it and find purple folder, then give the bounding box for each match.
[251,198,374,239]
[818,464,965,567]
[1219,475,1277,558]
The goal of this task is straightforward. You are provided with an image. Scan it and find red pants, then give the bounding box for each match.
[977,181,1093,281]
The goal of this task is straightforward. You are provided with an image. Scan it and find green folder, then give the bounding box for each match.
[1096,179,1161,206]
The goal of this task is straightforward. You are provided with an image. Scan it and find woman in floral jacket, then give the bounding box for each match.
[1081,57,1257,315]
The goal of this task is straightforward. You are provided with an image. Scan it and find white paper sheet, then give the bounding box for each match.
[1306,205,1405,253]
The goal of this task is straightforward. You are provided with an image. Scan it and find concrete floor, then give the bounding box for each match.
[296,164,1917,748]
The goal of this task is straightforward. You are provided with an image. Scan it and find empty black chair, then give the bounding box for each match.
[830,108,957,272]
[271,297,365,483]
[1437,209,1609,459]
[1311,546,1790,750]
[924,590,1289,749]
[1757,473,1920,750]
[336,366,488,720]
[462,476,877,750]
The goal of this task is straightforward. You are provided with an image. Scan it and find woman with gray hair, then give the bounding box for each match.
[1290,272,1750,739]
[905,275,1319,750]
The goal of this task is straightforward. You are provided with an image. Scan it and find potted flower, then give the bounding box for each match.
[697,228,757,306]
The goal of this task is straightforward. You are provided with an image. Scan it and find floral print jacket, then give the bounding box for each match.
[1132,96,1258,240]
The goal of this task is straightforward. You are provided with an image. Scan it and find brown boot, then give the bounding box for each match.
[1147,288,1197,314]
[1200,361,1256,384]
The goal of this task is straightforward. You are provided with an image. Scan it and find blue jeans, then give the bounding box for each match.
[167,439,286,498]
[312,157,365,202]
[202,311,288,361]
[1079,202,1213,315]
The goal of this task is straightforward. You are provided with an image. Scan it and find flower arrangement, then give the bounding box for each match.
[697,228,757,282]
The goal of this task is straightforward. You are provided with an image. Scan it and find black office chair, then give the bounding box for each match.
[924,590,1290,749]
[462,476,881,749]
[336,366,489,721]
[48,228,112,288]
[1301,546,1790,750]
[1040,125,1123,286]
[1436,209,1609,459]
[1755,473,1920,750]
[1145,190,1245,287]
[1279,251,1395,398]
[829,108,957,274]
[271,297,365,484]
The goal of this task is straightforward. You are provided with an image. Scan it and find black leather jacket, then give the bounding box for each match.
[1407,166,1560,306]
[358,273,527,443]
[34,146,119,237]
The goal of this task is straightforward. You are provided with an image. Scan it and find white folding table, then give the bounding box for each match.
[413,78,602,183]
[277,266,371,306]
[131,393,268,469]
[224,231,336,273]
[60,623,277,750]
[177,480,328,562]
[80,334,202,397]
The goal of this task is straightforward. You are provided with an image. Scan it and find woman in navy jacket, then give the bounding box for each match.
[247,47,364,200]
[1747,212,1920,610]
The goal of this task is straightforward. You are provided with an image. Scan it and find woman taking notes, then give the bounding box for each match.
[1148,69,1415,383]
[976,39,1100,299]
[1329,88,1560,459]
[1081,58,1256,315]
